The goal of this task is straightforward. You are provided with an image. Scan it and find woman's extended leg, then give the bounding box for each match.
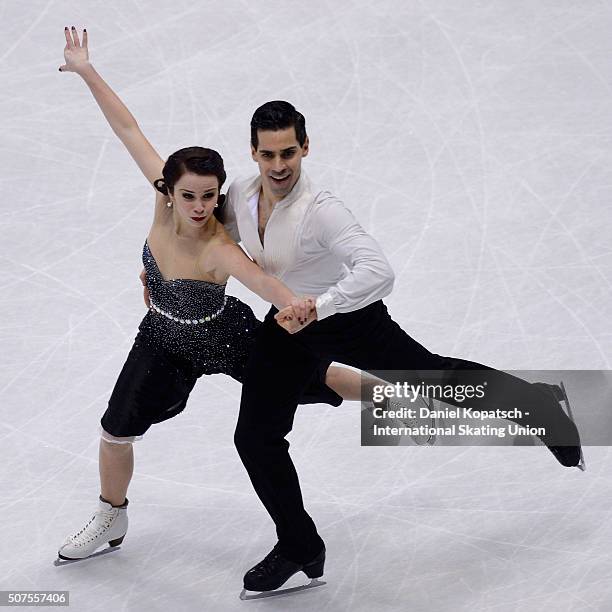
[57,436,131,561]
[324,365,381,402]
[99,437,134,506]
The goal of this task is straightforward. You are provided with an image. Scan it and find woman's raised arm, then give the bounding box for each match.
[59,27,164,186]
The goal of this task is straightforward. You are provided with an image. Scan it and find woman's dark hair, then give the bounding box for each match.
[250,101,307,150]
[154,147,226,208]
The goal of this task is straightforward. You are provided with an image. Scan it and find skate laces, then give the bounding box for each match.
[69,507,117,544]
[387,397,418,427]
[253,546,285,577]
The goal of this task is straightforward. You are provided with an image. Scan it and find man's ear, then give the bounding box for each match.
[251,144,258,162]
[301,136,309,157]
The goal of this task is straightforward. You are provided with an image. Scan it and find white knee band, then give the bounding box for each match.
[99,426,142,444]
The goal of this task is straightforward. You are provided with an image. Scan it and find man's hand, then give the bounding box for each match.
[59,26,90,74]
[140,268,150,308]
[275,297,317,334]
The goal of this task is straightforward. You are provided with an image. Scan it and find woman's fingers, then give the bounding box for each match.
[274,306,293,321]
[291,297,316,325]
[275,312,300,334]
[70,26,81,47]
[276,300,316,331]
[60,26,89,72]
[291,298,305,324]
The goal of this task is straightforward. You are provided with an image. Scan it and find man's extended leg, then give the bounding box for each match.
[317,301,581,464]
[275,300,580,464]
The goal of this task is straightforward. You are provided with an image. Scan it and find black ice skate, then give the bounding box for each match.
[239,545,326,600]
[533,382,586,471]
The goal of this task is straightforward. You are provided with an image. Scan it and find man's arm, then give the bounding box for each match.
[139,268,151,308]
[312,194,395,320]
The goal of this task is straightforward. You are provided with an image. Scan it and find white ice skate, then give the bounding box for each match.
[56,497,128,564]
[386,395,438,446]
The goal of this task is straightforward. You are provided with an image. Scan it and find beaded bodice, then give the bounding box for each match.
[143,241,227,324]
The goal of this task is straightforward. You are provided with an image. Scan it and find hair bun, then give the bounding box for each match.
[153,178,168,196]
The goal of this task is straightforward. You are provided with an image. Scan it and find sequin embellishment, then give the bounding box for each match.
[149,295,228,324]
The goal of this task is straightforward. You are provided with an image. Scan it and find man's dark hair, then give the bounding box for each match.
[250,101,307,150]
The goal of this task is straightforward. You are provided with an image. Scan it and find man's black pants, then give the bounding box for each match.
[234,301,577,563]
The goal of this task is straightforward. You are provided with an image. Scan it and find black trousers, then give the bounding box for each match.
[234,301,578,563]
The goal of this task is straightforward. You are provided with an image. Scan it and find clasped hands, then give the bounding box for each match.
[275,296,318,334]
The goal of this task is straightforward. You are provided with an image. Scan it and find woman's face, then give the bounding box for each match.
[170,172,219,226]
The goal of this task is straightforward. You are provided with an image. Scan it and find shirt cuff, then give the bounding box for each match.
[315,292,337,321]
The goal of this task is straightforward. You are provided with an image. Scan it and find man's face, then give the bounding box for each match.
[251,127,309,202]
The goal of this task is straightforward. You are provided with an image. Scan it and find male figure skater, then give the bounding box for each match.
[219,101,583,595]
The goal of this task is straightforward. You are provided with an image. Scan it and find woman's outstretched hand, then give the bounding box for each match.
[59,26,90,74]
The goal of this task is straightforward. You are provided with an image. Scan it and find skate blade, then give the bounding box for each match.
[559,381,587,472]
[239,578,326,600]
[54,545,121,566]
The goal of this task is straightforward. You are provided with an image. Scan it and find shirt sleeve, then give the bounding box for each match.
[217,180,241,243]
[312,194,395,320]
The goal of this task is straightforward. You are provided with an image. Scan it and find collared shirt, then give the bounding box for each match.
[220,171,394,320]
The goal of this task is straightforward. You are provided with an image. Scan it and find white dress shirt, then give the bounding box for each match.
[221,171,395,320]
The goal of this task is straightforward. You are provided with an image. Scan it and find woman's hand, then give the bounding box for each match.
[289,296,316,327]
[275,298,317,334]
[59,26,90,74]
[57,26,165,186]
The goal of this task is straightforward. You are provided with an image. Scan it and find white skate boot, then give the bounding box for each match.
[57,496,128,562]
[385,395,438,446]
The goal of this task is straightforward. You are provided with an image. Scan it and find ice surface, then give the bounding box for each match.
[1,1,611,610]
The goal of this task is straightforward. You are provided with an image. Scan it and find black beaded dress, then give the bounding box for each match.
[138,240,260,381]
[100,241,342,439]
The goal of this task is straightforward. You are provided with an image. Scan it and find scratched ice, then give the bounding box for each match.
[1,2,611,611]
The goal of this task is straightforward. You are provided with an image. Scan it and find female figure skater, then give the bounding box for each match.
[56,27,361,561]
